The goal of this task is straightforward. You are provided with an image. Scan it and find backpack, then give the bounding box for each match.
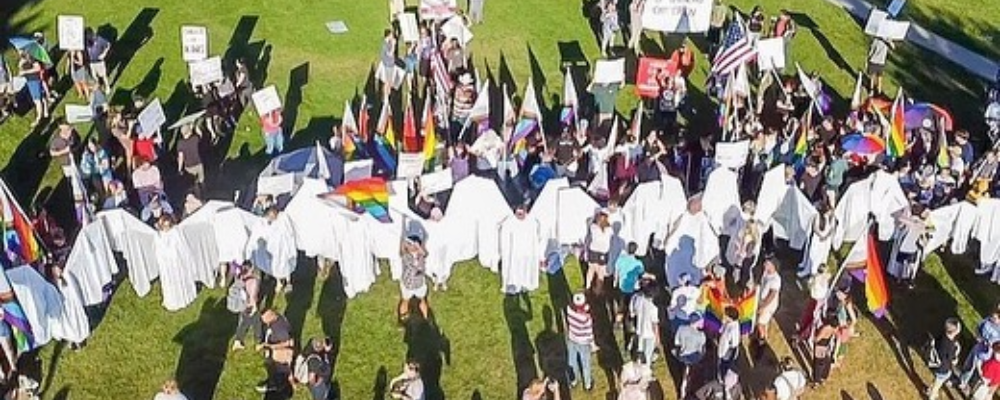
[293,353,327,384]
[226,278,247,313]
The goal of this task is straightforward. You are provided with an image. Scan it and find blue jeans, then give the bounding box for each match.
[960,342,990,387]
[566,340,593,388]
[265,130,284,155]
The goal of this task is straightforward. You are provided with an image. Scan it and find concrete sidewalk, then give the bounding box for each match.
[823,0,998,81]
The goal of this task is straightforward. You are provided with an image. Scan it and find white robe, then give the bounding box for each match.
[499,216,544,294]
[556,187,602,245]
[833,178,872,249]
[336,213,377,298]
[156,228,199,311]
[951,201,980,255]
[663,211,719,287]
[53,273,91,344]
[64,220,117,305]
[755,165,789,228]
[99,210,159,297]
[446,176,512,271]
[6,266,62,348]
[285,179,340,260]
[870,171,909,241]
[800,214,835,275]
[701,167,741,234]
[772,186,818,251]
[531,178,570,254]
[924,204,959,258]
[976,199,1000,267]
[623,176,686,255]
[246,214,298,280]
[176,220,218,288]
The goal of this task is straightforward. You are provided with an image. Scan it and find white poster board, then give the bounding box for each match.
[441,16,474,46]
[640,0,713,33]
[188,56,223,87]
[167,110,207,130]
[252,85,282,116]
[756,38,786,71]
[57,15,85,50]
[419,0,458,20]
[180,26,209,62]
[877,20,910,40]
[593,59,625,84]
[64,104,93,124]
[864,10,888,36]
[397,152,424,179]
[400,14,419,42]
[344,159,374,183]
[137,98,166,137]
[257,174,296,196]
[714,140,750,169]
[420,169,454,194]
[376,63,407,89]
[325,21,349,35]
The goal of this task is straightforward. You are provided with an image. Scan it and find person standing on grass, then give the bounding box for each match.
[972,343,1000,400]
[255,309,295,394]
[771,10,796,61]
[230,263,260,351]
[522,378,561,400]
[469,0,485,24]
[756,258,782,344]
[600,0,620,57]
[18,51,48,127]
[627,0,645,54]
[615,242,643,341]
[619,351,653,400]
[176,125,205,198]
[399,236,430,323]
[718,306,741,380]
[298,337,333,400]
[85,27,111,89]
[566,293,595,391]
[630,279,660,366]
[672,313,705,397]
[260,108,284,156]
[586,211,613,292]
[246,206,297,294]
[67,49,90,100]
[811,313,838,387]
[389,360,425,400]
[959,305,1000,392]
[926,318,962,400]
[49,123,78,177]
[152,379,189,400]
[762,357,808,400]
[866,37,893,94]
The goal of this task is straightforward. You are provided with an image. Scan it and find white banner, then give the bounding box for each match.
[400,14,419,42]
[64,104,93,124]
[58,15,85,50]
[137,98,166,137]
[419,0,458,20]
[344,159,374,183]
[877,20,910,40]
[714,140,750,169]
[420,169,454,194]
[252,85,282,116]
[593,59,625,84]
[641,0,713,33]
[756,38,786,71]
[181,26,208,62]
[864,10,888,36]
[257,173,296,196]
[397,152,424,179]
[188,56,223,87]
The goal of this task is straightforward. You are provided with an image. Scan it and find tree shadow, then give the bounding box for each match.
[173,296,234,400]
[1,122,59,211]
[133,57,164,101]
[534,305,569,399]
[580,0,603,49]
[404,310,449,400]
[283,256,317,347]
[498,52,518,99]
[108,7,159,87]
[504,293,537,398]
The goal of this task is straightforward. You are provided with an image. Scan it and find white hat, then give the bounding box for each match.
[572,293,586,307]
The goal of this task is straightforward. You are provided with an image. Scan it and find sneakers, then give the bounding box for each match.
[232,341,245,351]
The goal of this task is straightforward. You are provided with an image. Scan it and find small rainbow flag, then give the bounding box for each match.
[341,100,359,160]
[2,301,34,353]
[334,177,391,223]
[863,232,890,317]
[700,285,758,336]
[887,89,907,159]
[936,127,950,169]
[421,95,437,168]
[0,180,42,264]
[402,102,420,153]
[794,106,812,159]
[358,96,371,143]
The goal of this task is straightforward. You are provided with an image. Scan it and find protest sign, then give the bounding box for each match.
[420,169,454,194]
[400,14,419,42]
[58,15,85,50]
[252,85,282,116]
[593,59,625,84]
[344,159,374,183]
[441,16,474,46]
[397,153,424,179]
[756,38,786,71]
[635,57,673,98]
[864,10,888,36]
[188,56,223,87]
[419,0,457,20]
[877,20,910,40]
[641,0,713,33]
[138,98,166,137]
[180,26,208,62]
[64,105,93,124]
[715,140,750,169]
[257,173,295,196]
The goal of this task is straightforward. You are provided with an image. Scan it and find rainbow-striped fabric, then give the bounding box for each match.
[334,177,391,223]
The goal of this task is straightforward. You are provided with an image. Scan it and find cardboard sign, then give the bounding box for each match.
[756,37,786,71]
[188,56,223,87]
[397,152,425,179]
[64,104,93,124]
[180,26,208,62]
[137,98,166,137]
[419,0,458,20]
[641,0,713,33]
[252,85,282,116]
[57,15,85,50]
[344,159,374,183]
[636,57,673,98]
[864,10,888,36]
[399,14,419,42]
[714,140,750,169]
[419,169,454,194]
[593,59,625,84]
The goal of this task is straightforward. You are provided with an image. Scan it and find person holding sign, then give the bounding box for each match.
[867,37,894,94]
[260,109,285,156]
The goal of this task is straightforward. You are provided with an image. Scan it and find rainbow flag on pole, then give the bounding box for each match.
[0,180,42,264]
[1,300,34,353]
[794,103,812,159]
[701,285,759,335]
[887,89,907,159]
[333,177,391,223]
[421,95,437,169]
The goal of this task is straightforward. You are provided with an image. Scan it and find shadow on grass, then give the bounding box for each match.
[534,305,569,398]
[1,122,59,212]
[372,365,388,400]
[790,12,854,77]
[107,8,158,88]
[504,293,537,398]
[404,309,449,400]
[173,296,235,400]
[284,256,318,348]
[318,260,348,370]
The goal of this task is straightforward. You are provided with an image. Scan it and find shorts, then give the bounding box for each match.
[71,67,89,83]
[26,79,43,101]
[184,164,205,184]
[401,283,428,299]
[896,252,917,264]
[758,306,777,325]
[867,62,885,75]
[588,250,608,265]
[89,61,108,80]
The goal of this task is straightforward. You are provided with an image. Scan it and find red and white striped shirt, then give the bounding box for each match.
[566,306,594,344]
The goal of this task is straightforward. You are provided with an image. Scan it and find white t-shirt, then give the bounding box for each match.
[809,273,831,300]
[631,295,660,339]
[589,224,613,253]
[718,320,741,359]
[774,370,808,400]
[759,271,782,312]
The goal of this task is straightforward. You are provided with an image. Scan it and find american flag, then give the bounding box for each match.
[711,14,756,76]
[430,48,452,122]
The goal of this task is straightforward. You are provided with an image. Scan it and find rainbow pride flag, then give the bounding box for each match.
[701,285,758,335]
[863,232,890,317]
[794,106,812,159]
[887,89,907,159]
[334,177,391,223]
[936,127,950,169]
[2,301,34,353]
[421,96,437,169]
[0,180,42,264]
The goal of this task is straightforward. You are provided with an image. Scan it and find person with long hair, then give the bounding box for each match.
[811,313,838,386]
[798,202,835,278]
[586,211,614,292]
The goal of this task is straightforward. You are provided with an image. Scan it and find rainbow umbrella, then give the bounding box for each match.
[8,37,52,66]
[904,103,954,131]
[841,133,886,155]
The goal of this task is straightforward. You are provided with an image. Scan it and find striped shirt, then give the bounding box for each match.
[566,306,594,344]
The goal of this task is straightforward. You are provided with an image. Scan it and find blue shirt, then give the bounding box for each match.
[978,317,1000,345]
[615,254,644,294]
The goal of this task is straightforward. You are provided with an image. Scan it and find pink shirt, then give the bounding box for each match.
[131,165,162,189]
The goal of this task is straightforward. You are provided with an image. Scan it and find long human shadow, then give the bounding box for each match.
[1,121,60,213]
[580,0,603,49]
[173,296,234,400]
[317,260,349,370]
[108,7,158,87]
[404,306,449,400]
[371,365,389,400]
[534,305,570,399]
[281,62,310,145]
[0,0,40,41]
[790,12,854,77]
[504,293,537,399]
[498,52,518,99]
[547,269,572,334]
[283,256,318,348]
[589,284,624,396]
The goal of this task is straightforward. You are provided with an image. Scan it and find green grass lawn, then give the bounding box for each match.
[1,0,997,399]
[869,0,1000,60]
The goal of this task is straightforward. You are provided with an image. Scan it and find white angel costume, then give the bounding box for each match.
[799,212,836,277]
[6,266,63,348]
[950,201,979,255]
[887,215,931,281]
[246,212,298,280]
[623,176,686,256]
[499,214,544,294]
[156,226,199,311]
[64,220,117,305]
[52,272,91,344]
[662,206,719,287]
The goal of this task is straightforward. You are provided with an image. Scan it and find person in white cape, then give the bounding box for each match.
[798,203,835,279]
[499,205,544,294]
[155,216,199,312]
[887,206,932,289]
[662,196,719,287]
[246,206,298,294]
[50,265,90,349]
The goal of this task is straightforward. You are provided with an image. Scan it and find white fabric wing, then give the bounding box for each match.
[833,178,872,249]
[773,186,818,250]
[975,199,1000,266]
[924,203,959,258]
[52,272,91,344]
[950,201,979,255]
[530,178,570,254]
[755,166,789,228]
[870,171,909,241]
[64,220,117,305]
[175,219,219,288]
[557,187,601,245]
[701,167,741,234]
[285,179,340,259]
[98,210,159,297]
[6,266,63,348]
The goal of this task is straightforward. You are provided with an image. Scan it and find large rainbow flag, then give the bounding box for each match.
[0,180,42,264]
[334,177,391,223]
[701,285,758,335]
[887,89,907,159]
[421,95,437,169]
[863,232,890,317]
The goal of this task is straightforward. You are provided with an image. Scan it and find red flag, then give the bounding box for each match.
[358,95,370,143]
[403,101,420,152]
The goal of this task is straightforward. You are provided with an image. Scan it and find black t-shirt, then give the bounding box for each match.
[177,134,202,167]
[555,138,578,166]
[266,315,292,344]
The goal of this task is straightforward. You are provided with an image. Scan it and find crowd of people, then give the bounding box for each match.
[0,0,998,399]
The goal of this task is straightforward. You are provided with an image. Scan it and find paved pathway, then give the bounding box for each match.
[823,0,998,81]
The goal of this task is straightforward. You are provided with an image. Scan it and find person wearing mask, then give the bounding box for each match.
[565,293,595,391]
[926,318,962,400]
